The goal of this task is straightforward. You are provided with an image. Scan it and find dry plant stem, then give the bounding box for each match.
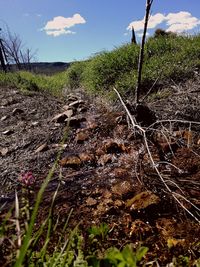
[15,191,21,254]
[135,0,154,103]
[114,87,200,224]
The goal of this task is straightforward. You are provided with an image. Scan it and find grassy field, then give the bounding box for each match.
[1,33,200,99]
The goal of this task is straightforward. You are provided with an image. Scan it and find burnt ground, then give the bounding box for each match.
[0,80,200,265]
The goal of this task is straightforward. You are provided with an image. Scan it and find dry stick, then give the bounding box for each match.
[114,87,200,224]
[135,0,153,103]
[15,191,22,256]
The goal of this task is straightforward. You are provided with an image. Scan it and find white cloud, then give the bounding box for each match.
[127,11,200,34]
[166,11,200,33]
[46,29,76,37]
[43,13,86,37]
[127,13,165,31]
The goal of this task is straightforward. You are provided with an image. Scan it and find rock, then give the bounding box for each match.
[60,155,81,168]
[52,113,68,123]
[75,131,89,143]
[111,181,133,197]
[52,143,68,149]
[1,115,8,121]
[79,152,95,164]
[65,109,73,118]
[31,121,39,126]
[86,197,97,206]
[12,108,24,115]
[52,110,73,123]
[103,140,128,154]
[126,191,160,210]
[2,129,14,135]
[1,148,8,156]
[69,100,84,108]
[35,143,48,153]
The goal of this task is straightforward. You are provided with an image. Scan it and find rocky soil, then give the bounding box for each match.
[0,82,200,265]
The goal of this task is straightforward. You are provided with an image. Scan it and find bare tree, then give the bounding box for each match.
[1,26,37,70]
[3,30,23,69]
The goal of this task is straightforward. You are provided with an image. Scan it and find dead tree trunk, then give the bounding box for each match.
[131,26,137,44]
[135,0,153,103]
[0,39,7,72]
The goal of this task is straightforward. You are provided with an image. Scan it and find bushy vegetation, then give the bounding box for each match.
[0,70,67,96]
[1,34,200,99]
[67,34,200,96]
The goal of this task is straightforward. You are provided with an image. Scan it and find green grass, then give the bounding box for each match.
[67,34,200,97]
[1,34,200,99]
[0,70,67,96]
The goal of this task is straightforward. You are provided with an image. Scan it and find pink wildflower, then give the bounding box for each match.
[18,171,36,187]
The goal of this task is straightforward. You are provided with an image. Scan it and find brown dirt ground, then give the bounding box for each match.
[0,82,200,265]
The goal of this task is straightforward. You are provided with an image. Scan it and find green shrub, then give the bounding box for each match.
[81,44,139,93]
[65,61,87,89]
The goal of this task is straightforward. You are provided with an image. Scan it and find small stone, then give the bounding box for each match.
[86,197,97,206]
[35,143,48,153]
[1,115,8,121]
[52,113,68,123]
[31,121,39,126]
[1,148,8,156]
[69,100,84,108]
[60,155,81,168]
[75,131,89,143]
[79,152,95,164]
[103,140,128,154]
[126,191,160,210]
[64,109,73,118]
[2,129,14,135]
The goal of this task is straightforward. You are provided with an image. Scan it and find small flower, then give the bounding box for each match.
[18,171,36,187]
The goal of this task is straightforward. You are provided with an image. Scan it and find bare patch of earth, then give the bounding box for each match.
[0,84,200,265]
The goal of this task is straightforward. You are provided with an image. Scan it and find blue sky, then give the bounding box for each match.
[0,0,200,62]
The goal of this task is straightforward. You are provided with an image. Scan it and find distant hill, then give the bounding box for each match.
[28,62,71,75]
[5,62,71,75]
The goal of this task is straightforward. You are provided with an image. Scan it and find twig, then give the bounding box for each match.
[114,87,200,224]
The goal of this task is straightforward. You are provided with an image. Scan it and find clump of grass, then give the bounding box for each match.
[63,34,200,98]
[0,70,67,96]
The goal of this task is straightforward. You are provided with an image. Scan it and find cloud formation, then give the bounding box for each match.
[43,13,86,36]
[127,11,200,34]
